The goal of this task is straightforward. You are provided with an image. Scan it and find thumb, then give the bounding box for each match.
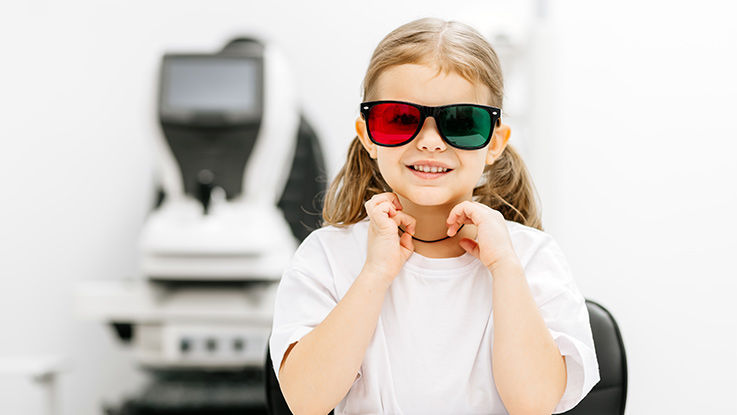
[458,238,480,258]
[399,232,415,259]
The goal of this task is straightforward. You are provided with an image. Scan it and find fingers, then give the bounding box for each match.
[399,231,414,252]
[364,193,407,231]
[446,201,480,236]
[391,210,416,236]
[388,192,403,211]
[446,201,501,236]
[365,192,403,212]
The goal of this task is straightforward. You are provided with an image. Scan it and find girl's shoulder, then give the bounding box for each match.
[504,219,551,241]
[504,219,561,264]
[296,219,369,254]
[288,220,369,279]
[310,218,370,238]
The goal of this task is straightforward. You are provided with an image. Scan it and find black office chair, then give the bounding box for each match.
[560,299,627,414]
[265,345,295,415]
[265,299,627,415]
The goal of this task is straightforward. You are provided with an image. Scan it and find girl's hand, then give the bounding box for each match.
[363,192,417,284]
[446,201,519,271]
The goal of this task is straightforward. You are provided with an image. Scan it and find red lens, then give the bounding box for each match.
[367,103,421,145]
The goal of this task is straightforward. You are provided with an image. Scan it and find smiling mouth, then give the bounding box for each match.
[406,165,453,178]
[408,165,452,173]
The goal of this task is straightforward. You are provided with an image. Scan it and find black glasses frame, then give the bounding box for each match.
[359,100,502,150]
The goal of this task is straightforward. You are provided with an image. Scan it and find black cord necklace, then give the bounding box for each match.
[398,224,464,243]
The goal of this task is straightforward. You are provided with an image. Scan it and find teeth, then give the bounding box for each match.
[412,165,448,173]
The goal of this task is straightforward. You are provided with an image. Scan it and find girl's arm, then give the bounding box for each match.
[277,266,390,415]
[446,202,567,414]
[490,257,567,415]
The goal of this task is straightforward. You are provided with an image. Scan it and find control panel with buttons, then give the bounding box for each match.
[162,324,269,366]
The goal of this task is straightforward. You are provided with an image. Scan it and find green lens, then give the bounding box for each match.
[437,105,492,149]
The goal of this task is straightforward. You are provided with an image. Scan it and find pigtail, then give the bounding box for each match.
[474,143,543,231]
[322,136,390,227]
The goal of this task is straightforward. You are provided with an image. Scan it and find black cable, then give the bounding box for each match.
[398,224,464,243]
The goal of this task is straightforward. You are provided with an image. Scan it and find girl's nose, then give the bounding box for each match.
[415,117,446,152]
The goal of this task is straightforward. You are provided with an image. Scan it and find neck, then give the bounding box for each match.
[396,194,477,258]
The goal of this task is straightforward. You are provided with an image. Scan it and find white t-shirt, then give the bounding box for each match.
[269,218,600,414]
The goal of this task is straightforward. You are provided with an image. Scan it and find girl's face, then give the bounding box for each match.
[356,63,511,207]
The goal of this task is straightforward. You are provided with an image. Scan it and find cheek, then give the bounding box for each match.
[375,150,403,174]
[462,152,488,172]
[461,156,489,185]
[376,159,402,186]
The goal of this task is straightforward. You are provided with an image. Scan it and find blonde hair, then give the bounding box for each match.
[322,17,543,231]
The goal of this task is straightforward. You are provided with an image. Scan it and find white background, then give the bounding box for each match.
[1,0,735,414]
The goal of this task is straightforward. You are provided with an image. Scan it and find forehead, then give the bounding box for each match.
[373,63,491,106]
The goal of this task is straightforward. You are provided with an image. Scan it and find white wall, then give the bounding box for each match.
[546,2,737,413]
[0,0,734,414]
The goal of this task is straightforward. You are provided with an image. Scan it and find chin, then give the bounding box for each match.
[397,189,456,207]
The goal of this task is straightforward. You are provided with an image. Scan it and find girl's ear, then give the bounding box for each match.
[486,122,511,165]
[356,116,378,159]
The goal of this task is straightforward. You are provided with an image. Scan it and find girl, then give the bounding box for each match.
[269,18,599,415]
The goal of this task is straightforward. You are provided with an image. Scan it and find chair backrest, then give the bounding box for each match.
[265,345,293,415]
[264,299,627,415]
[264,343,335,415]
[561,299,628,414]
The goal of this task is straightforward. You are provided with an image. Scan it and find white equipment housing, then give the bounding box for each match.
[77,37,326,373]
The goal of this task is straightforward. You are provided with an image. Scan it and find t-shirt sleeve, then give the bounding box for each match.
[523,235,601,413]
[269,231,362,384]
